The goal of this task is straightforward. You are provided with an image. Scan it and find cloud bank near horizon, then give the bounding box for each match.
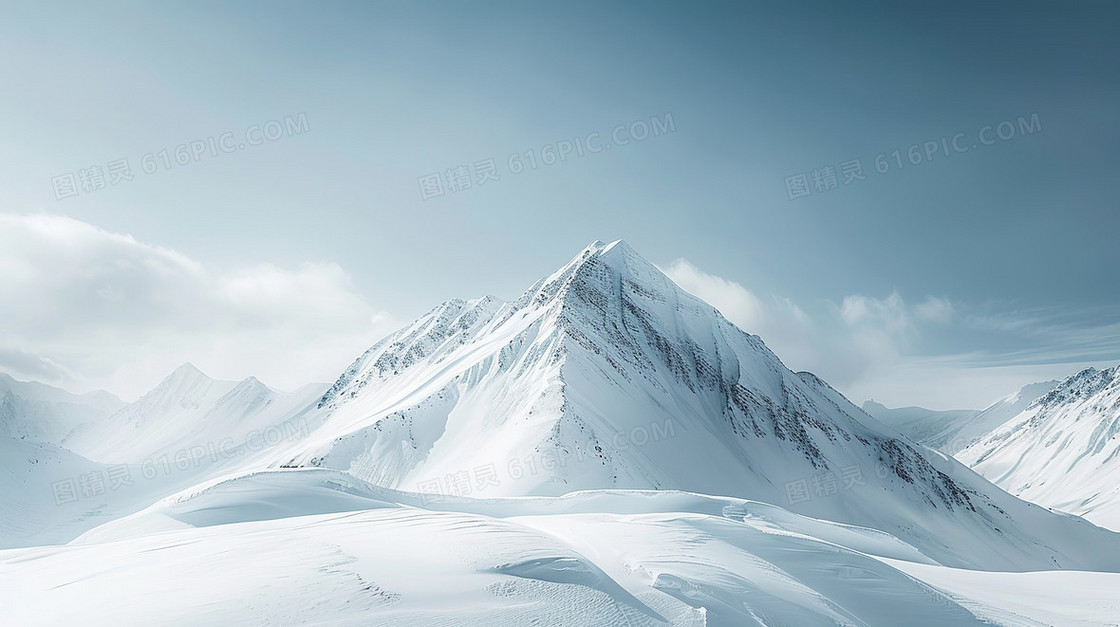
[0,212,399,399]
[662,258,1120,410]
[1,211,1117,409]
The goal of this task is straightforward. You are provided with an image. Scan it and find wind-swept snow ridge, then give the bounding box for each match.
[4,470,993,627]
[263,240,1120,571]
[49,468,1120,626]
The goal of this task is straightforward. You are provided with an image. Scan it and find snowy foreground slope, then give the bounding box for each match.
[0,376,149,548]
[958,366,1120,530]
[862,380,1057,455]
[3,240,1120,625]
[3,469,1118,626]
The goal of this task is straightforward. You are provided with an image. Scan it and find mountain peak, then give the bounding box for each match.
[861,400,888,412]
[1033,366,1117,410]
[577,238,638,267]
[145,363,217,401]
[582,238,631,258]
[517,239,693,318]
[236,375,268,390]
[168,362,209,382]
[556,239,640,272]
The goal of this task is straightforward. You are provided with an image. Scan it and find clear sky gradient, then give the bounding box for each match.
[1,1,1118,408]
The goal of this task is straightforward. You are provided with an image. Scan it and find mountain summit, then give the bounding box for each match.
[267,240,1120,571]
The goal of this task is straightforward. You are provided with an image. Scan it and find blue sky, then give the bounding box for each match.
[1,1,1118,408]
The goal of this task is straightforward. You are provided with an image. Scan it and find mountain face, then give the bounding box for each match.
[958,366,1120,530]
[862,380,1058,455]
[0,372,123,445]
[265,240,1120,571]
[65,363,327,464]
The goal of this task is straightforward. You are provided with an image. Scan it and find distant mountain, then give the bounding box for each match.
[65,363,327,464]
[862,380,1058,454]
[861,402,980,452]
[259,240,1120,572]
[0,365,328,549]
[958,366,1120,530]
[0,372,123,445]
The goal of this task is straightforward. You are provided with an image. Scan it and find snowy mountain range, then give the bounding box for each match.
[3,240,1120,625]
[958,366,1120,530]
[0,372,123,445]
[863,366,1120,531]
[0,366,325,549]
[862,380,1058,455]
[64,363,326,463]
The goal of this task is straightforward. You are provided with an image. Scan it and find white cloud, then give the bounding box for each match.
[660,259,767,331]
[663,259,834,375]
[0,346,70,382]
[662,260,1120,409]
[833,291,916,372]
[662,259,981,406]
[914,296,955,324]
[0,213,400,399]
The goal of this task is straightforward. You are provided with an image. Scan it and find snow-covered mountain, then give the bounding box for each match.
[6,240,1120,625]
[958,366,1120,530]
[0,372,123,445]
[260,240,1120,572]
[65,363,327,464]
[862,380,1058,454]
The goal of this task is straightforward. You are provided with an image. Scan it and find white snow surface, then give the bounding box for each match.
[4,468,1118,626]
